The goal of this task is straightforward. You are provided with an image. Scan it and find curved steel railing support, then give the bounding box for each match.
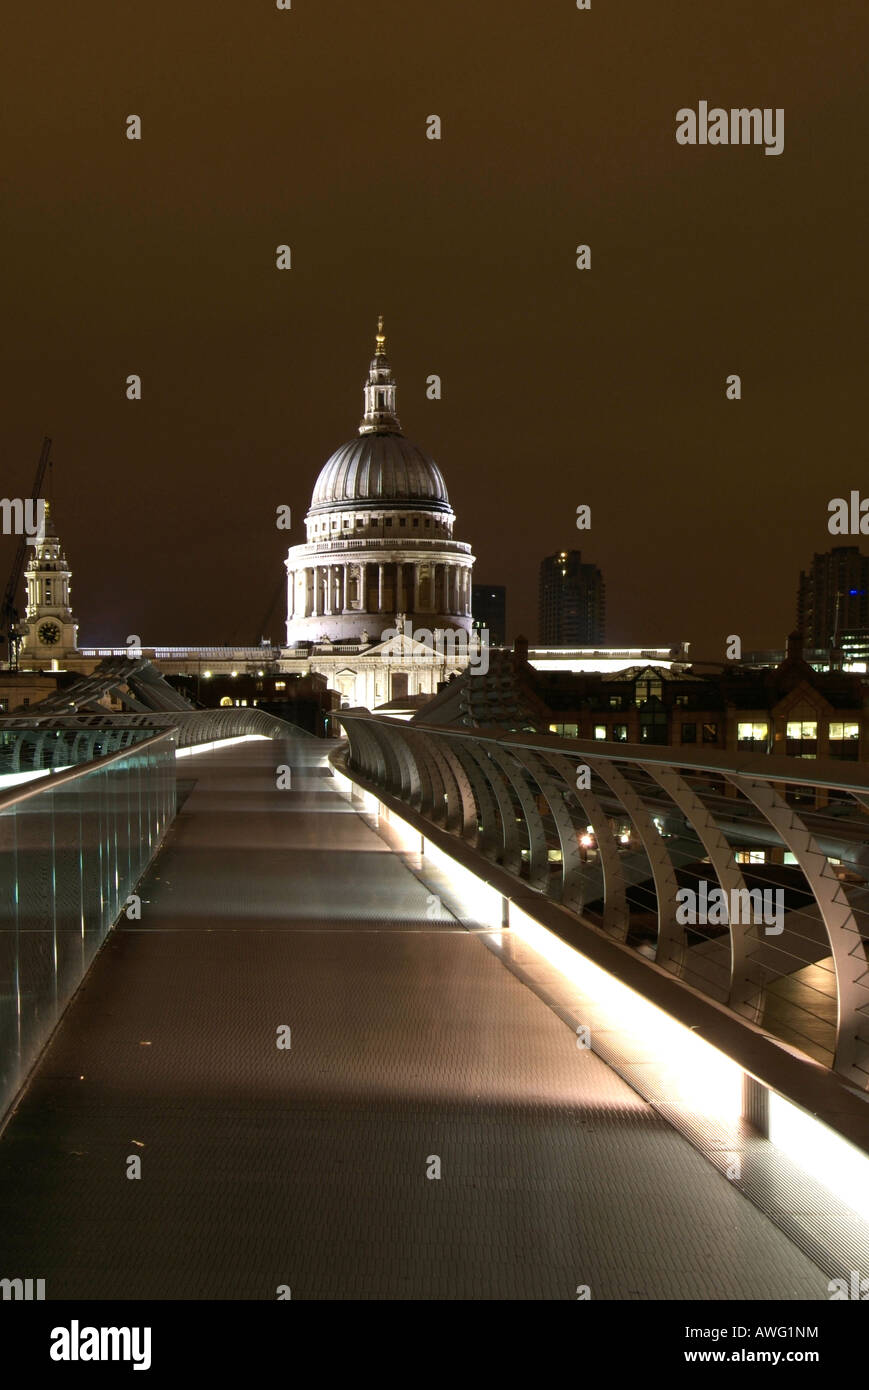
[591,757,685,975]
[539,751,629,934]
[484,744,549,890]
[728,774,869,1081]
[644,764,760,1015]
[334,712,869,1086]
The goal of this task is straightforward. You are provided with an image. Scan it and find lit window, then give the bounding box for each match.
[612,724,628,741]
[594,725,607,740]
[738,721,768,743]
[829,722,859,739]
[786,721,817,739]
[636,677,662,703]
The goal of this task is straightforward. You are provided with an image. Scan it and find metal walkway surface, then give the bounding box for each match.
[0,737,829,1300]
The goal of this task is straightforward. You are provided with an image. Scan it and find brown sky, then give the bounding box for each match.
[2,0,867,655]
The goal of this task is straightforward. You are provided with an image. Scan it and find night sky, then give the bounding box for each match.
[3,1,866,656]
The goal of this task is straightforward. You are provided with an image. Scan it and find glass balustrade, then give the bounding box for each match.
[0,731,176,1121]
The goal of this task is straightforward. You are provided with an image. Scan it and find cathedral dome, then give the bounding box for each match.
[285,317,474,651]
[310,433,449,512]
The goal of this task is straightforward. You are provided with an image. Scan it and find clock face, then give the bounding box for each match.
[38,622,60,645]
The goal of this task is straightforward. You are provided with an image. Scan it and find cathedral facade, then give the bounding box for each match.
[281,320,477,707]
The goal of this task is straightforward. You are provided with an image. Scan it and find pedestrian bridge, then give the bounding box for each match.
[1,711,869,1299]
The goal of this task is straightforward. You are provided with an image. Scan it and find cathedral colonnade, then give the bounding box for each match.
[286,558,473,622]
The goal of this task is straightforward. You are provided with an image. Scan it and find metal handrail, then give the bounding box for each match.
[404,718,869,795]
[336,711,869,1086]
[0,707,307,742]
[0,728,175,813]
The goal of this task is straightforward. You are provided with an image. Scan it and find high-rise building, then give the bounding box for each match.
[797,546,869,648]
[472,584,506,646]
[538,551,605,646]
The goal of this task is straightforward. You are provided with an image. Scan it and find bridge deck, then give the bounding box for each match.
[0,737,826,1299]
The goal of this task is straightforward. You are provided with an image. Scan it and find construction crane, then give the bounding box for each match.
[1,436,52,670]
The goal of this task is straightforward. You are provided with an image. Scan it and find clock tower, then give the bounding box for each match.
[17,502,79,664]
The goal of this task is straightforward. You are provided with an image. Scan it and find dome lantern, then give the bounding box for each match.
[359,314,402,435]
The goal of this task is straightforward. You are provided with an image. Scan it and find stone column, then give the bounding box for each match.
[412,565,420,612]
[342,563,349,613]
[377,563,384,613]
[312,566,319,618]
[396,562,403,613]
[287,570,294,619]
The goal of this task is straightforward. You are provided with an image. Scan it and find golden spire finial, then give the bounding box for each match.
[375,314,386,356]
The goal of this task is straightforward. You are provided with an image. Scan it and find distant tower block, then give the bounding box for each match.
[538,551,605,646]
